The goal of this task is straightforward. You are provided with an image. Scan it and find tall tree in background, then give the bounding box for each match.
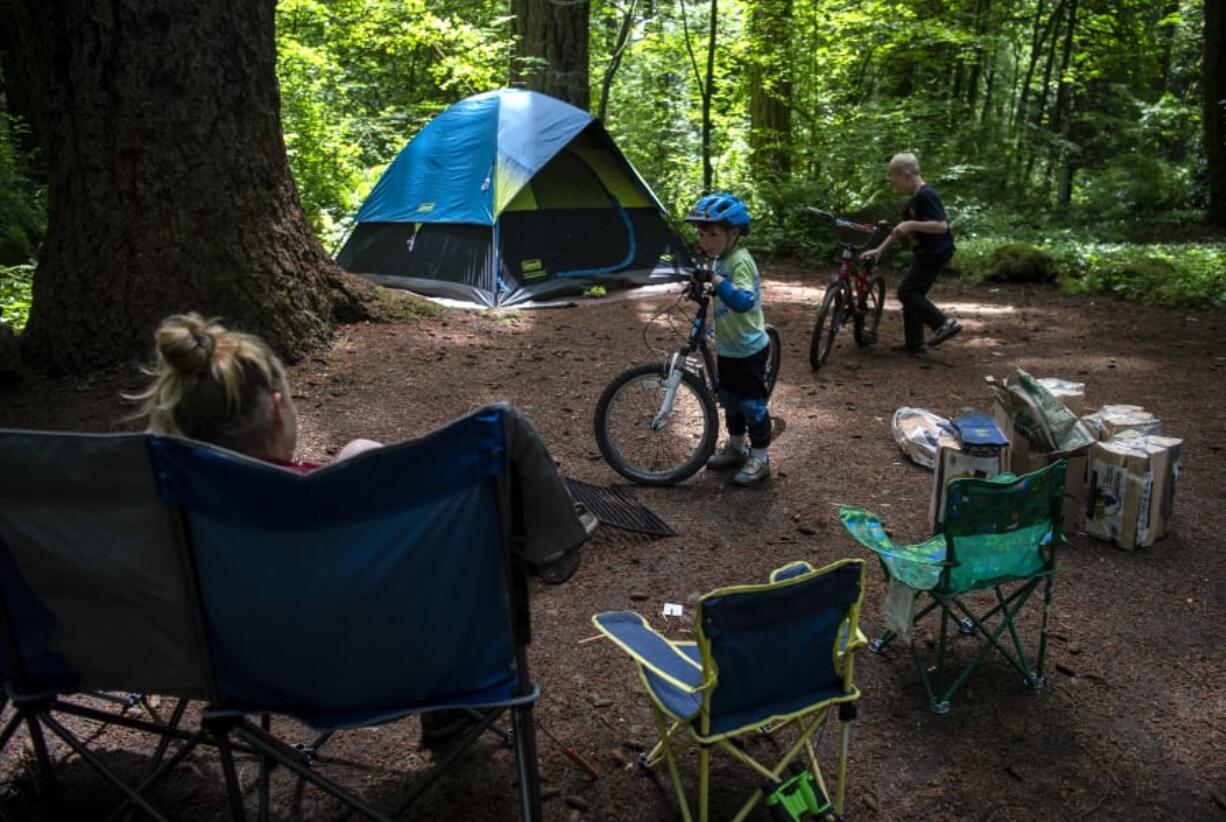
[747,0,792,182]
[1207,0,1225,225]
[511,0,591,108]
[15,0,357,372]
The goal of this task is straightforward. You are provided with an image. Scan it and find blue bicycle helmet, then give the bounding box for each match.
[685,192,751,235]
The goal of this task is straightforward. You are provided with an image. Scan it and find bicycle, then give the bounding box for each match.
[805,208,890,371]
[594,269,781,486]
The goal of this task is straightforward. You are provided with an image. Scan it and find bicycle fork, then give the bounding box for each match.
[650,353,687,431]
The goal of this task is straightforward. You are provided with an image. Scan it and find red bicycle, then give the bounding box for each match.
[806,207,890,371]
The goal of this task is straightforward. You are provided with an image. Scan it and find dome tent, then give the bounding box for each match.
[337,89,692,307]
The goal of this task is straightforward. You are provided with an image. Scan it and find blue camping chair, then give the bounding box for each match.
[593,559,867,822]
[0,403,565,820]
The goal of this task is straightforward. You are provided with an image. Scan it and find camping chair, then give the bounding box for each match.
[0,431,207,820]
[840,461,1067,714]
[593,558,867,822]
[0,403,574,820]
[144,402,545,821]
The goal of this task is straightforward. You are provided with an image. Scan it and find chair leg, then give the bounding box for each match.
[258,715,271,822]
[650,705,693,822]
[1032,574,1055,688]
[208,721,247,822]
[698,743,711,822]
[25,714,57,797]
[834,702,856,815]
[40,713,169,822]
[511,703,543,822]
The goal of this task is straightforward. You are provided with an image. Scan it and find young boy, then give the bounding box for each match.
[862,153,961,353]
[685,193,772,486]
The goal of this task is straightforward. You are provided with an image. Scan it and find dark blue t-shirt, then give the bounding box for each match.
[904,185,955,260]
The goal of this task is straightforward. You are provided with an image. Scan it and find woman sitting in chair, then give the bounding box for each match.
[130,312,380,469]
[131,312,585,750]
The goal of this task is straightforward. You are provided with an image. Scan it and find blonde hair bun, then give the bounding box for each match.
[157,313,220,376]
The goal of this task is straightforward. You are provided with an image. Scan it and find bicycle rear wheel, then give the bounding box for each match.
[853,273,886,347]
[594,362,719,486]
[764,325,782,395]
[809,281,848,371]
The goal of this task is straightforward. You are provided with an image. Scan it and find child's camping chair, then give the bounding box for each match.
[593,558,867,822]
[840,461,1066,714]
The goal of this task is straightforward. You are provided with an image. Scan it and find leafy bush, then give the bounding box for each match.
[986,243,1055,283]
[954,236,1226,308]
[0,263,34,331]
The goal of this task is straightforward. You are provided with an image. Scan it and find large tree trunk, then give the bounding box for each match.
[747,0,792,183]
[511,0,591,109]
[1207,0,1226,226]
[17,0,342,373]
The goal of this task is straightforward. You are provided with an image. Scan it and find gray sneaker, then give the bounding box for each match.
[707,440,748,470]
[734,455,771,486]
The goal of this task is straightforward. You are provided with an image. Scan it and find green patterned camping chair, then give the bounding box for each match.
[840,461,1066,714]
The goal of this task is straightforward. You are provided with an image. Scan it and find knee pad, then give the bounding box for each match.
[737,397,769,425]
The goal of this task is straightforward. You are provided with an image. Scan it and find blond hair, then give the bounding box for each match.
[130,313,287,453]
[888,152,921,176]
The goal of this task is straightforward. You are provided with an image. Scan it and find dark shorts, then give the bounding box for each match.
[718,345,770,400]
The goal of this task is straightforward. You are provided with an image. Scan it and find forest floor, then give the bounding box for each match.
[2,264,1225,821]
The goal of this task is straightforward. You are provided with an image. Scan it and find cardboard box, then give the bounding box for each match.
[1086,435,1182,549]
[1036,378,1086,417]
[929,415,1009,533]
[1082,405,1162,442]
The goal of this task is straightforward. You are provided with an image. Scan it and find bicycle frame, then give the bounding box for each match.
[809,208,888,318]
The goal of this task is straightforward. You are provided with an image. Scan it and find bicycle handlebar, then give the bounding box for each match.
[805,206,886,236]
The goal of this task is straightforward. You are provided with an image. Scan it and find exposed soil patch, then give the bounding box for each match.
[2,264,1224,820]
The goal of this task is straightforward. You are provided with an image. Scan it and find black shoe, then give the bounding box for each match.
[889,343,925,355]
[929,319,962,347]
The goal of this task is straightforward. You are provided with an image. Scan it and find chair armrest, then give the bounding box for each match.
[592,612,708,694]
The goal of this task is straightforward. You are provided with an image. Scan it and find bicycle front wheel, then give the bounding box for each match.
[594,362,719,486]
[854,273,886,347]
[764,324,782,395]
[809,282,848,371]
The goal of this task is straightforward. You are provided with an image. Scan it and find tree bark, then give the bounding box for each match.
[747,0,792,182]
[1207,0,1226,225]
[511,0,591,109]
[17,0,343,373]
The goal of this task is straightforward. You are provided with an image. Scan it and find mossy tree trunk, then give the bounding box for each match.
[510,0,590,110]
[17,0,345,373]
[747,0,792,184]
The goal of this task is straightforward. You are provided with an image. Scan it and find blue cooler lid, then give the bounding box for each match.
[953,413,1009,446]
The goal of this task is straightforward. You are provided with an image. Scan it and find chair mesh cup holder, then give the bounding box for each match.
[765,763,833,821]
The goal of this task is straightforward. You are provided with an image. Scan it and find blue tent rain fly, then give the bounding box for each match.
[336,89,692,307]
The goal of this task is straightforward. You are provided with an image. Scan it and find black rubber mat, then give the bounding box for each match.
[564,478,676,538]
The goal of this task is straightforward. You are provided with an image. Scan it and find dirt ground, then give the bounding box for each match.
[2,263,1225,821]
